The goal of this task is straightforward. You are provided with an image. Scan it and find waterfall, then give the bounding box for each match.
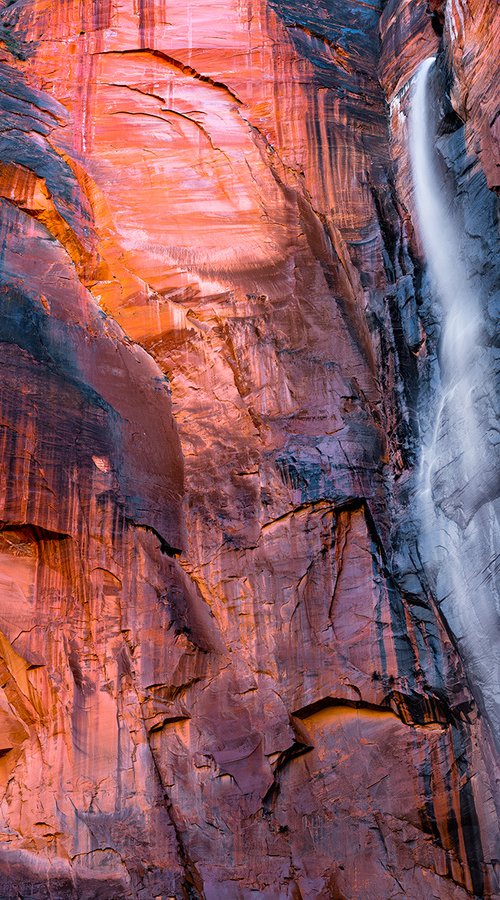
[409,58,500,741]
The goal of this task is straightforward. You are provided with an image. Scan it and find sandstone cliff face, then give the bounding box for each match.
[0,1,498,898]
[380,0,500,739]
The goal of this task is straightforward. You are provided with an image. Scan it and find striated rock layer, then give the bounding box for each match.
[0,0,498,897]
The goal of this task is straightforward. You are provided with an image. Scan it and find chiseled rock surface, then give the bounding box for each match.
[380,0,500,741]
[0,0,498,897]
[445,0,499,191]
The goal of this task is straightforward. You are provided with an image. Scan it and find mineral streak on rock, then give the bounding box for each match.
[0,0,498,898]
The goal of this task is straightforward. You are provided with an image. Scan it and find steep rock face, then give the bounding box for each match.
[0,1,498,898]
[380,0,500,739]
[445,0,499,191]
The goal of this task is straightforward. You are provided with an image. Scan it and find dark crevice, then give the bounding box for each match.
[292,692,455,730]
[0,522,71,543]
[127,520,182,557]
[146,733,206,899]
[263,717,314,815]
[94,48,243,106]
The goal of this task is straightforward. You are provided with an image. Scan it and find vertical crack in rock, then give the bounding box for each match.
[146,730,206,900]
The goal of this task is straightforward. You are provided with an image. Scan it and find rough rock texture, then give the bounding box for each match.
[380,0,500,739]
[0,1,498,898]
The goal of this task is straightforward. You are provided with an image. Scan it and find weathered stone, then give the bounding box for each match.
[0,1,498,897]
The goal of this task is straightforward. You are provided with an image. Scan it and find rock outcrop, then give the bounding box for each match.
[0,0,498,897]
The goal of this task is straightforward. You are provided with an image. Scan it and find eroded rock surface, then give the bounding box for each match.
[0,0,498,897]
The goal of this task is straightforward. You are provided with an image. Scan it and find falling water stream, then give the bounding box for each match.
[409,58,500,741]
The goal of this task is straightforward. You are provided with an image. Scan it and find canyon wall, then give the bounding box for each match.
[0,0,498,897]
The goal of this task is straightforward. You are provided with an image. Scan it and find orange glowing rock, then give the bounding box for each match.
[0,0,498,897]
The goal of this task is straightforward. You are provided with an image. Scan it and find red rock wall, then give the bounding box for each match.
[0,1,498,897]
[445,0,499,190]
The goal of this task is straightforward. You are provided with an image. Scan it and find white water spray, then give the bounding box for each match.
[409,58,500,740]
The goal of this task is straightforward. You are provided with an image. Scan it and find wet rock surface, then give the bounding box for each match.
[0,0,498,897]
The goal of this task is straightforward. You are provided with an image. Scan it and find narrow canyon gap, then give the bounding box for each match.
[0,1,498,898]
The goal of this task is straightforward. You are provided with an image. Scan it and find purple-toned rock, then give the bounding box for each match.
[0,0,498,896]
